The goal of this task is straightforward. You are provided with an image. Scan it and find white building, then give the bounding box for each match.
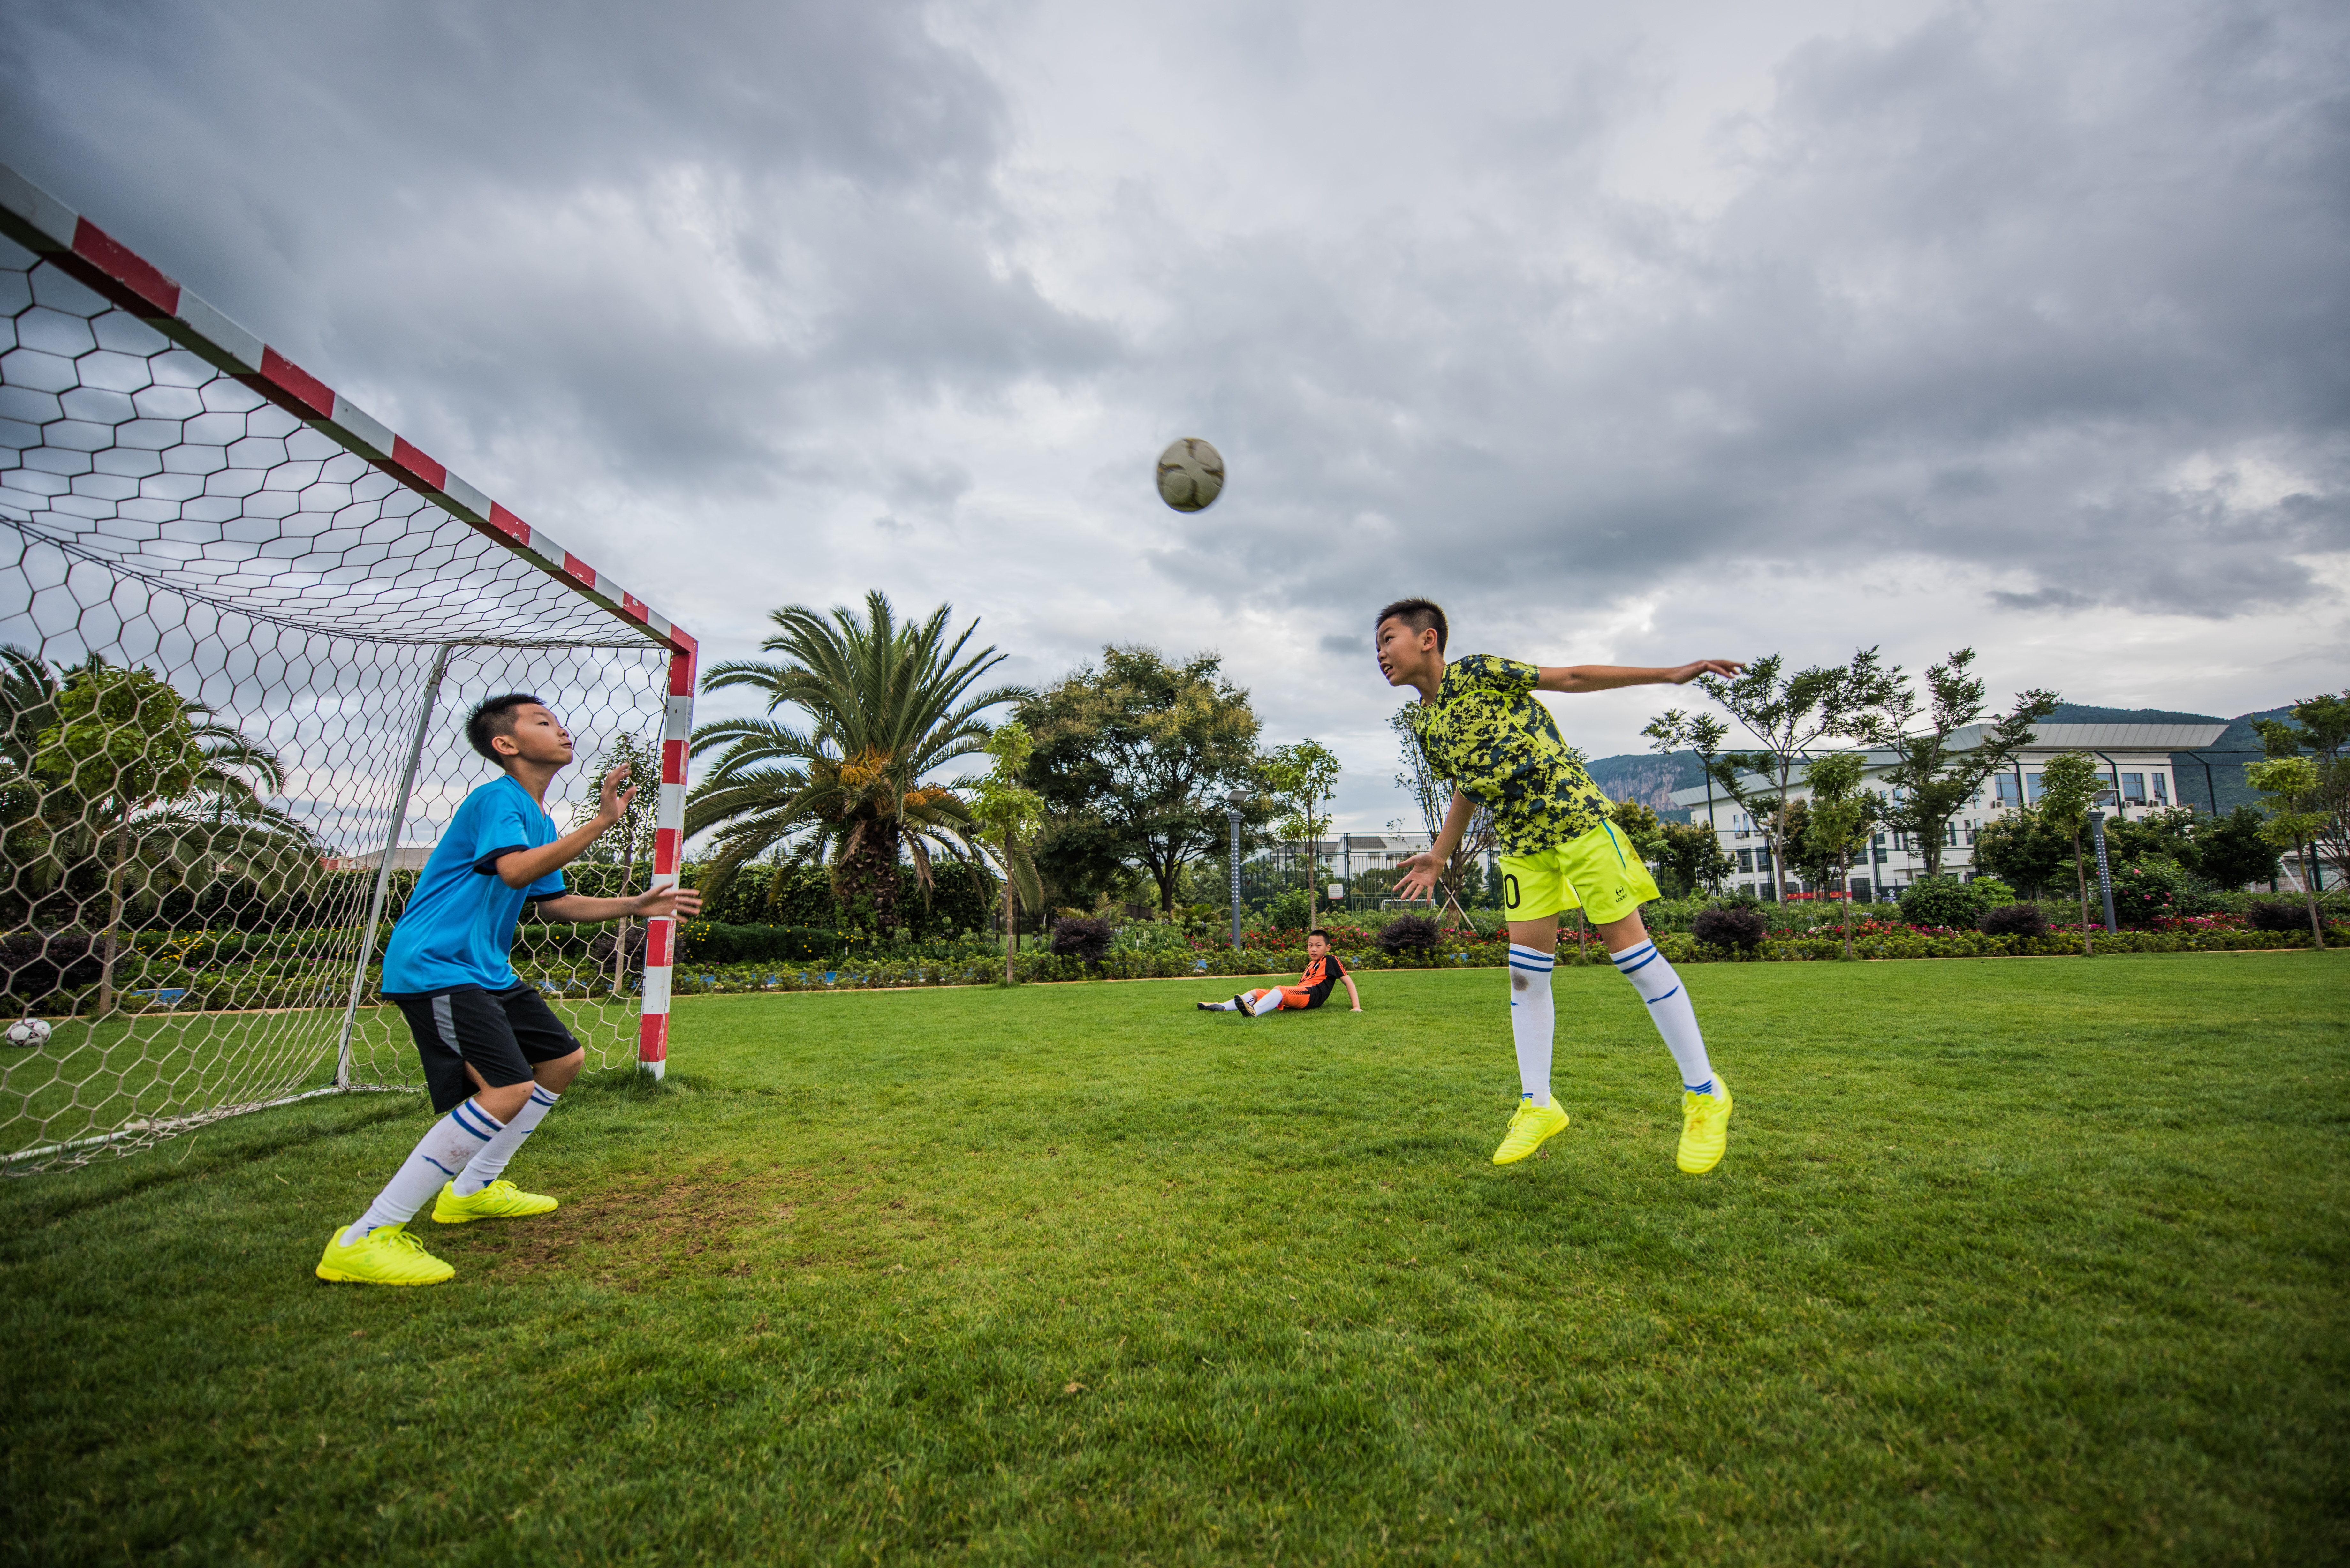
[321,845,435,873]
[1289,832,1435,879]
[1667,721,2228,901]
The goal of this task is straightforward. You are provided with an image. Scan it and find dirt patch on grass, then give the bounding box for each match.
[448,1162,925,1287]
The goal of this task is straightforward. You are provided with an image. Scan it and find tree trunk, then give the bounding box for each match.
[1921,819,1943,880]
[1004,836,1017,986]
[834,817,904,935]
[611,833,639,997]
[1574,907,1588,965]
[2299,837,2326,949]
[98,798,130,1018]
[1840,862,1853,960]
[2074,829,2092,956]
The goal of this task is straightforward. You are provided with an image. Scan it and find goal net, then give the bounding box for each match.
[0,164,696,1174]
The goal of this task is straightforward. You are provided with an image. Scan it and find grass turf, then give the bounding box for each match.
[2,952,2343,1564]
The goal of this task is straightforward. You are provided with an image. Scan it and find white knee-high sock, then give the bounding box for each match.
[456,1085,558,1195]
[1248,987,1285,1016]
[1610,940,1716,1092]
[341,1100,504,1243]
[1507,943,1555,1105]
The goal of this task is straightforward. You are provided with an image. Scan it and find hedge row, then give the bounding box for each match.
[663,923,2335,995]
[12,921,2332,1014]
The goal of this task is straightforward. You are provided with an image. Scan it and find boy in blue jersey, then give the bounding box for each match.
[1376,598,1746,1174]
[317,693,700,1287]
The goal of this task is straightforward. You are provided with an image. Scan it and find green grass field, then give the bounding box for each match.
[3,953,2344,1565]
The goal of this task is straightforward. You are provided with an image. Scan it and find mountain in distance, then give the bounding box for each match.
[1580,703,2299,819]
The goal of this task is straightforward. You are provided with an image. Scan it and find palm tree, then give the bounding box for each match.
[685,593,1027,935]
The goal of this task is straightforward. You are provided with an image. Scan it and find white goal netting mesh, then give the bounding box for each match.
[0,228,678,1173]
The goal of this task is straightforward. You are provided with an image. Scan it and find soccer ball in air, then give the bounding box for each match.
[1156,438,1225,512]
[6,1018,51,1049]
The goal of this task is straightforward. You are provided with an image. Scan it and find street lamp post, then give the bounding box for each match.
[1225,792,1246,950]
[2088,795,2119,933]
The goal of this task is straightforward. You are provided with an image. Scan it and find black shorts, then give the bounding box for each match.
[388,982,584,1113]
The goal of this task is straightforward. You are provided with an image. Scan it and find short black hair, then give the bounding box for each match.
[467,693,545,764]
[1375,597,1448,653]
[1308,927,1331,941]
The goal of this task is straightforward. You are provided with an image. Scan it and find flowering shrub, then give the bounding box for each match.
[2104,859,2193,927]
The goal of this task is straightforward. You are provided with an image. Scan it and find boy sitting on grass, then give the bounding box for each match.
[1197,928,1361,1016]
[316,693,700,1288]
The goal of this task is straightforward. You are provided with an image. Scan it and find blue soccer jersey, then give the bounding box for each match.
[380,774,565,996]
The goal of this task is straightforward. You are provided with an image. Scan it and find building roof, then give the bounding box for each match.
[1948,721,2228,750]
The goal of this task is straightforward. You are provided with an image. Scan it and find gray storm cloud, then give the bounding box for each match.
[3,0,2343,824]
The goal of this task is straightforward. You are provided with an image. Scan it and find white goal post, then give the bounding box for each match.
[0,162,696,1173]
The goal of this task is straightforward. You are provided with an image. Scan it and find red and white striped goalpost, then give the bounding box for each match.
[0,162,695,1089]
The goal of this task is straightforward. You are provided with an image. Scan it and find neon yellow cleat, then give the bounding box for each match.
[1677,1081,1734,1174]
[1491,1098,1570,1165]
[315,1224,455,1286]
[431,1179,559,1224]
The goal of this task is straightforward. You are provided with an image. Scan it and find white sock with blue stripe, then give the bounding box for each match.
[1507,943,1556,1106]
[340,1100,505,1244]
[456,1085,560,1195]
[1610,940,1715,1093]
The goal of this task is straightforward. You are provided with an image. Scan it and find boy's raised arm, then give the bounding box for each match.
[493,764,634,889]
[1534,659,1744,694]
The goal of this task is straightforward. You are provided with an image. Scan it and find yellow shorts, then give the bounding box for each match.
[1498,821,1661,927]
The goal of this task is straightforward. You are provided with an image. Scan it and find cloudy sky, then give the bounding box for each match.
[4,0,2343,830]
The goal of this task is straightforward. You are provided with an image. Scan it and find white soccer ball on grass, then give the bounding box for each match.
[6,1017,51,1049]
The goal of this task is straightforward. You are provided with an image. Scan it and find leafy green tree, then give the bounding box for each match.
[1645,649,1895,901]
[2191,805,2282,891]
[2245,751,2328,948]
[2035,751,2107,955]
[1389,704,1494,907]
[569,732,660,994]
[2096,807,2204,878]
[1263,738,1341,923]
[686,593,1022,937]
[1971,808,2071,899]
[1022,647,1262,918]
[2253,691,2350,889]
[1843,648,2058,881]
[28,657,304,1014]
[966,722,1045,984]
[1797,752,1882,959]
[1649,821,1733,898]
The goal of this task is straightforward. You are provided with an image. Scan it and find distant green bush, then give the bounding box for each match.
[1899,876,1990,931]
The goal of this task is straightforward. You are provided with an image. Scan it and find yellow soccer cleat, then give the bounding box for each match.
[1677,1081,1734,1174]
[431,1179,559,1225]
[1491,1098,1570,1165]
[315,1224,455,1287]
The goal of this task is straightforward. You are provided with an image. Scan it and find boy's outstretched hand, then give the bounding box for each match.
[1394,853,1443,902]
[632,885,702,919]
[597,762,640,826]
[1668,659,1745,684]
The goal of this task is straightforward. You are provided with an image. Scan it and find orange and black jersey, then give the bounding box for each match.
[1297,952,1348,1008]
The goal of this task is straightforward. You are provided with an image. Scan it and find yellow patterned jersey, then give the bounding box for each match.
[1407,655,1615,855]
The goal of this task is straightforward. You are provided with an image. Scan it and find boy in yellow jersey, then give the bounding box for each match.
[1375,598,1744,1173]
